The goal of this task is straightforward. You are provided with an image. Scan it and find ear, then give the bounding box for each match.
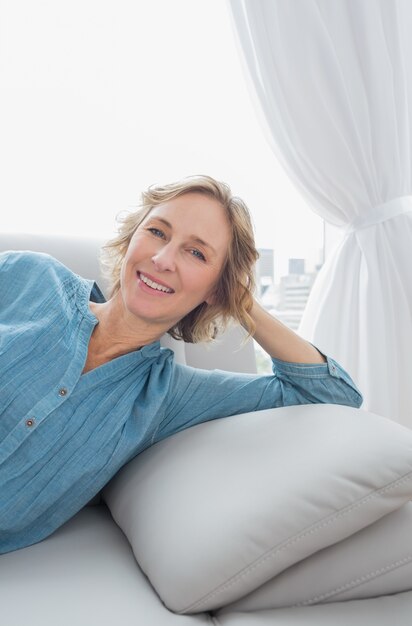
[205,277,221,306]
[205,291,217,306]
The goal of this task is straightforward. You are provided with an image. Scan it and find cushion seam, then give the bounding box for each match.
[294,553,412,606]
[183,470,412,612]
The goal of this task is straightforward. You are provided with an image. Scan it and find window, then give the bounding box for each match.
[1,0,324,371]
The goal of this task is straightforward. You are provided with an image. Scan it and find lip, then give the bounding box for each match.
[137,271,175,293]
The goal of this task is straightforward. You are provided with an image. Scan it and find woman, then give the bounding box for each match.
[0,175,362,554]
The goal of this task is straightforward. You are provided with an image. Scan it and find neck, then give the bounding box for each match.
[88,297,165,361]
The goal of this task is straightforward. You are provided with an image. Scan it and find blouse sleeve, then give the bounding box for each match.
[155,348,363,443]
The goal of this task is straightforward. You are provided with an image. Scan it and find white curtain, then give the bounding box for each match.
[228,0,412,427]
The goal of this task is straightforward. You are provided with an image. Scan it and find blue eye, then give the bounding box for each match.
[147,227,165,238]
[191,249,206,261]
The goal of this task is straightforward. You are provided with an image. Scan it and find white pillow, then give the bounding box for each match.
[218,501,412,612]
[102,404,412,613]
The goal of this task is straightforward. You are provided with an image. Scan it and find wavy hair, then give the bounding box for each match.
[100,175,259,343]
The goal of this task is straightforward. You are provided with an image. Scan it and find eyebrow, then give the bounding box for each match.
[148,216,218,256]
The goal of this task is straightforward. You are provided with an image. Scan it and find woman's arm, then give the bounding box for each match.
[249,298,326,364]
[154,299,362,445]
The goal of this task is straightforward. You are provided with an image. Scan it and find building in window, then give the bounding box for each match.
[256,248,275,298]
[256,255,323,331]
[276,258,319,330]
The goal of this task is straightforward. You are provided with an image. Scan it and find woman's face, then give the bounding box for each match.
[119,192,231,332]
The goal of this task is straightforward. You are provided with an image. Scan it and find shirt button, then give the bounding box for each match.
[58,387,68,397]
[26,418,35,427]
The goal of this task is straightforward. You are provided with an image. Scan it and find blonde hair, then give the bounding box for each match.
[100,175,259,343]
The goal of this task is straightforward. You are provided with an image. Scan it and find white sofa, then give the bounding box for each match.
[1,233,412,626]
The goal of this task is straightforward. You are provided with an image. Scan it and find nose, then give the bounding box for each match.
[151,243,177,272]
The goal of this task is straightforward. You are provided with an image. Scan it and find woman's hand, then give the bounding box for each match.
[248,298,326,364]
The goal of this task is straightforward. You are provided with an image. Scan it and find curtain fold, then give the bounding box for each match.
[228,0,412,426]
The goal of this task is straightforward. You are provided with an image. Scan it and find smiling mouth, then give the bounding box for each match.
[138,272,175,293]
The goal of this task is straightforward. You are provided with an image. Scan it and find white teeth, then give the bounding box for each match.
[140,273,173,293]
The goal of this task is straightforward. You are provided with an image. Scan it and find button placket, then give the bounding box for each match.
[327,358,338,377]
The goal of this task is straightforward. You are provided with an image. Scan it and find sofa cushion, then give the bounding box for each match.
[102,403,412,613]
[218,501,412,611]
[0,505,209,626]
[212,591,412,626]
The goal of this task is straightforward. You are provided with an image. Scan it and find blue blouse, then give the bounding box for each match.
[0,251,363,554]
